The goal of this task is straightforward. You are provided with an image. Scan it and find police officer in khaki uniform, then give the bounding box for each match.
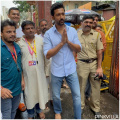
[77,15,103,118]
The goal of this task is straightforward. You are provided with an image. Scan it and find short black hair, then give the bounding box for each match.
[82,15,94,22]
[96,24,102,29]
[1,19,16,32]
[21,20,35,30]
[8,7,19,14]
[50,2,65,16]
[93,14,101,21]
[39,19,48,26]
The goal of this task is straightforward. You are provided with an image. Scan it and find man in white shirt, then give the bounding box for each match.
[8,7,24,41]
[35,26,41,37]
[39,19,49,38]
[39,19,53,107]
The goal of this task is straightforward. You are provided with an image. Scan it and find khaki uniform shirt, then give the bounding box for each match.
[77,29,103,60]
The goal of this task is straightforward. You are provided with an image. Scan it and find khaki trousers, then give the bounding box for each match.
[77,60,101,112]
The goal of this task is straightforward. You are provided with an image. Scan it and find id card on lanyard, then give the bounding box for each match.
[29,61,37,66]
[25,38,38,66]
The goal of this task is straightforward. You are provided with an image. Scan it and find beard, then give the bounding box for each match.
[2,36,16,43]
[92,23,97,29]
[28,32,35,37]
[58,19,65,26]
[42,28,47,34]
[83,26,91,32]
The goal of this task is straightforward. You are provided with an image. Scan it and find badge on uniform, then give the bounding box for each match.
[28,61,36,66]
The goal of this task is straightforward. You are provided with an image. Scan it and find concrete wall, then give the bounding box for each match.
[103,9,116,20]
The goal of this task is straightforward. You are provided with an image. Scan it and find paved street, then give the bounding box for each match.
[15,87,119,119]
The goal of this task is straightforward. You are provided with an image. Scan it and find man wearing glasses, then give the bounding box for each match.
[77,15,103,119]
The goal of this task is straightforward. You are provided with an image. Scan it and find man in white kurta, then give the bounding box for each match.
[18,36,48,108]
[17,20,48,119]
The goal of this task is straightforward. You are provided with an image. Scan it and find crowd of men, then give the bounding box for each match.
[1,2,106,119]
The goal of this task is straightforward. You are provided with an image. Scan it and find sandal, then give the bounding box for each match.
[55,114,61,119]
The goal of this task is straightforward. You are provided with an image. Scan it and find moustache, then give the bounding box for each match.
[10,36,16,39]
[85,25,91,28]
[59,19,64,22]
[29,31,34,34]
[43,28,47,31]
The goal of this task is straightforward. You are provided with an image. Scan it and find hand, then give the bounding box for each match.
[1,88,13,99]
[95,67,103,77]
[21,79,25,90]
[15,38,21,42]
[61,28,67,44]
[66,32,69,44]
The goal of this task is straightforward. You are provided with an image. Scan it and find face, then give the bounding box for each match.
[1,25,16,43]
[40,21,48,34]
[82,19,93,32]
[36,27,41,34]
[52,8,65,26]
[22,24,35,37]
[8,10,20,24]
[93,16,99,28]
[96,27,102,31]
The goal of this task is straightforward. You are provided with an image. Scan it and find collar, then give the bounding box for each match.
[1,39,16,47]
[53,24,69,32]
[17,25,19,29]
[80,29,94,35]
[1,39,17,50]
[41,33,44,38]
[22,36,35,41]
[1,39,6,47]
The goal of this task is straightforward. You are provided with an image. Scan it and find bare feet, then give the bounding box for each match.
[87,97,90,101]
[39,112,45,119]
[28,117,33,119]
[45,102,49,110]
[55,114,61,119]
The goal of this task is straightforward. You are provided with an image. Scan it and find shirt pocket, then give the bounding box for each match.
[80,41,85,51]
[88,40,97,51]
[2,57,12,67]
[80,41,84,45]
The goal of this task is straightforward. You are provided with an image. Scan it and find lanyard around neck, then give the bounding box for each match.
[2,41,17,63]
[10,47,20,71]
[2,40,20,72]
[10,46,17,63]
[25,38,37,58]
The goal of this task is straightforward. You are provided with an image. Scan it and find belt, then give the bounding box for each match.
[79,58,97,63]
